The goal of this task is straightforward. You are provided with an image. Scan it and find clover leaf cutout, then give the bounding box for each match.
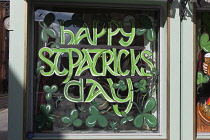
[120,111,134,125]
[134,97,157,128]
[34,104,55,132]
[35,61,45,75]
[86,106,108,127]
[136,15,156,42]
[134,79,147,93]
[62,109,82,127]
[197,71,209,85]
[43,85,58,100]
[113,80,127,98]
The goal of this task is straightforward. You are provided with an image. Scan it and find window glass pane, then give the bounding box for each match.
[196,11,210,133]
[32,5,160,134]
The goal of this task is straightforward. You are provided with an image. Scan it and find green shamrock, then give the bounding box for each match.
[200,33,210,52]
[120,111,134,125]
[151,68,158,82]
[197,71,209,85]
[134,97,157,128]
[86,105,108,127]
[134,79,147,93]
[43,13,56,27]
[113,80,127,98]
[43,85,58,100]
[78,105,86,113]
[98,14,112,27]
[39,13,57,43]
[50,38,60,48]
[136,15,156,42]
[35,61,45,75]
[61,109,82,127]
[34,104,55,132]
[64,13,84,27]
[110,121,118,130]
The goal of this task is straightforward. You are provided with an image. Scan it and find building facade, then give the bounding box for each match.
[8,0,209,140]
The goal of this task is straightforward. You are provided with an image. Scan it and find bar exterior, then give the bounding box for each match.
[8,0,209,140]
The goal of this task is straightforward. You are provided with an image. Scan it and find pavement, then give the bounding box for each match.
[0,92,8,140]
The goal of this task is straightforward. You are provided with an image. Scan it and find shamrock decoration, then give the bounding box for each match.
[110,121,118,130]
[86,105,108,127]
[136,15,156,42]
[34,104,55,132]
[43,13,56,27]
[43,85,58,100]
[35,61,45,75]
[134,97,157,128]
[61,109,82,127]
[39,13,58,43]
[120,111,134,125]
[78,105,86,113]
[113,80,127,98]
[200,33,210,52]
[55,95,63,108]
[98,14,112,27]
[50,38,60,48]
[134,79,147,93]
[151,68,158,82]
[64,13,84,27]
[197,71,209,85]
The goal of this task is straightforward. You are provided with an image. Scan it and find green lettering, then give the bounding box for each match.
[130,49,142,76]
[119,19,135,47]
[60,26,75,45]
[107,20,120,46]
[64,79,84,102]
[107,78,134,116]
[38,47,54,76]
[141,51,154,76]
[118,49,130,76]
[85,79,114,102]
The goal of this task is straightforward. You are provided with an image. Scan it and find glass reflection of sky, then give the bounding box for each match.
[35,9,80,42]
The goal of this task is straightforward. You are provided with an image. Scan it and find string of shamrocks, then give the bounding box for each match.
[35,77,158,132]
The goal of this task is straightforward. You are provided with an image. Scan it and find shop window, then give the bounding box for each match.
[29,4,164,137]
[196,11,210,135]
